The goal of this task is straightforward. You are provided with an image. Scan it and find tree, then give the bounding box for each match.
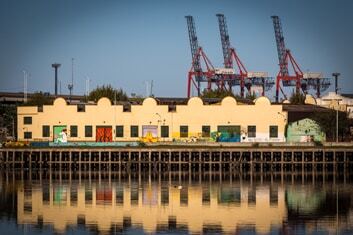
[201,89,235,99]
[23,92,53,106]
[0,104,17,140]
[289,91,306,104]
[311,110,350,141]
[88,85,128,103]
[245,92,257,101]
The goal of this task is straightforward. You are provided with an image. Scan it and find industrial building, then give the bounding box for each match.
[17,96,288,143]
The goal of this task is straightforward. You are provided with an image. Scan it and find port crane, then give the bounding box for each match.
[185,15,217,97]
[271,16,330,102]
[216,14,274,97]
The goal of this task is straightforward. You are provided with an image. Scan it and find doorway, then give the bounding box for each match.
[96,126,112,142]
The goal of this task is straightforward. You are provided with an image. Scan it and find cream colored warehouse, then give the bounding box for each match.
[17,96,287,142]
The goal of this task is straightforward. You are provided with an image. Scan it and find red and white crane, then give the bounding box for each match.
[216,14,274,97]
[271,16,330,102]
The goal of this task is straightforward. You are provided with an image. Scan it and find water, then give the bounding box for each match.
[0,171,353,234]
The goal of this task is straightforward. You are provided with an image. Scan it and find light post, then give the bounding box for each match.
[277,112,287,141]
[323,95,342,143]
[332,72,340,94]
[335,100,342,143]
[10,116,15,140]
[22,70,28,103]
[155,113,161,140]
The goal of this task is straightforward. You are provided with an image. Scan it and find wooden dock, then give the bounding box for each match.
[1,147,353,172]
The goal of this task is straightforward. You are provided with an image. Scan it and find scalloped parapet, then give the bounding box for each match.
[254,96,271,106]
[53,97,67,107]
[187,97,204,106]
[97,97,112,106]
[221,96,237,106]
[142,97,158,107]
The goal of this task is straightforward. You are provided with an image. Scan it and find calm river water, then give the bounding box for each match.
[0,170,353,234]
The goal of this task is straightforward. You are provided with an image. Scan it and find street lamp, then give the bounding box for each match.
[323,95,342,143]
[22,70,28,103]
[332,72,340,94]
[10,116,15,140]
[155,113,161,140]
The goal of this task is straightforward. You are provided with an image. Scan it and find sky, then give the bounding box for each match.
[0,0,352,99]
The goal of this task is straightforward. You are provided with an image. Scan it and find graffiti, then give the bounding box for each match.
[211,131,241,142]
[141,125,158,143]
[53,126,67,143]
[287,118,325,142]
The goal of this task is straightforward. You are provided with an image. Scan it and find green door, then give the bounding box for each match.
[53,125,67,142]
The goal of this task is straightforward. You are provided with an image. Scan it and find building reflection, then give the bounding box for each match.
[0,171,351,234]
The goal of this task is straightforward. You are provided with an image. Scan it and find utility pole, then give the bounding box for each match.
[68,58,74,103]
[52,63,61,96]
[323,84,342,142]
[85,77,91,97]
[332,72,340,94]
[22,70,28,103]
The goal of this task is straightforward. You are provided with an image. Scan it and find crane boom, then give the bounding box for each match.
[271,16,289,76]
[216,14,232,68]
[185,16,201,73]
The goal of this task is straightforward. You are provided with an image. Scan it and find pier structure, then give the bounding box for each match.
[1,147,352,173]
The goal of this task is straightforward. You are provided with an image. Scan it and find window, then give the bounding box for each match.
[24,116,32,125]
[202,125,210,138]
[130,125,138,137]
[24,132,32,139]
[77,104,85,112]
[248,126,256,138]
[42,125,50,137]
[180,126,188,138]
[116,125,124,137]
[37,106,43,112]
[123,104,131,112]
[270,125,278,138]
[85,126,92,137]
[70,125,78,137]
[161,125,169,138]
[168,105,176,112]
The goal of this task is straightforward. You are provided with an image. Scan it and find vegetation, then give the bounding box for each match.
[88,85,128,103]
[0,105,17,140]
[200,89,257,101]
[245,92,257,101]
[22,92,53,106]
[289,91,306,104]
[201,89,235,99]
[310,110,350,141]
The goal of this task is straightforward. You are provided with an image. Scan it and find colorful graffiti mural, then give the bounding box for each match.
[286,118,325,142]
[141,125,158,143]
[53,125,67,143]
[211,126,241,142]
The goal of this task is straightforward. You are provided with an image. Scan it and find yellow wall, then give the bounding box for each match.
[17,96,287,142]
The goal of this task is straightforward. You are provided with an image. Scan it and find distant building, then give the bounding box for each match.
[316,92,353,119]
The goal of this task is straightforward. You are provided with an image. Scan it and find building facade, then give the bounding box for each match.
[17,96,287,143]
[316,92,353,119]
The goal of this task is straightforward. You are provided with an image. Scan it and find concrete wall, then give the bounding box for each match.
[17,96,286,142]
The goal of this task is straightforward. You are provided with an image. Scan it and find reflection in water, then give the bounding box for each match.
[0,171,353,234]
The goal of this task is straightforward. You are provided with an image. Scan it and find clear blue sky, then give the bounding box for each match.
[0,0,352,98]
